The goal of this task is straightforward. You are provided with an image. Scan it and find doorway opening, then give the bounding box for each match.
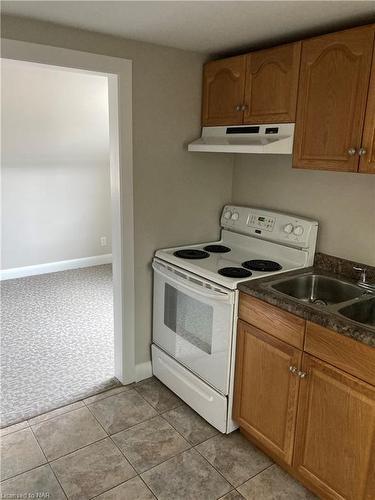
[0,41,134,428]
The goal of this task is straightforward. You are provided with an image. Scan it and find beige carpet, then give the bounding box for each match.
[0,264,119,427]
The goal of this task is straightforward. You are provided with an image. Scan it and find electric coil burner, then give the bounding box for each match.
[218,267,252,278]
[242,259,282,272]
[174,249,210,259]
[203,245,231,253]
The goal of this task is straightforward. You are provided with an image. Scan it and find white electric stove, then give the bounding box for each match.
[152,205,318,433]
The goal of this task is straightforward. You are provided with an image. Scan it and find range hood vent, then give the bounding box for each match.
[188,123,294,154]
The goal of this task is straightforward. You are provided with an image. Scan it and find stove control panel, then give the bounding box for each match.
[247,214,275,232]
[221,205,318,250]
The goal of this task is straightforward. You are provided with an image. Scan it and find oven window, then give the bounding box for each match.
[164,283,213,354]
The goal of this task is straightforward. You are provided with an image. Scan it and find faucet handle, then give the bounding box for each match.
[353,266,367,283]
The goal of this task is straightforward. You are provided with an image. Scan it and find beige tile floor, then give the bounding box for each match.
[0,377,317,500]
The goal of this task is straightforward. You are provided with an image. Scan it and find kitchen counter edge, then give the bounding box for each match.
[238,266,375,348]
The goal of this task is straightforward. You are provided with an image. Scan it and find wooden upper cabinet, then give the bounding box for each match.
[243,42,301,124]
[359,37,375,173]
[233,320,302,465]
[293,25,375,172]
[202,55,246,126]
[294,354,375,499]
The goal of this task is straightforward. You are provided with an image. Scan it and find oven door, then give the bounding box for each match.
[152,260,235,395]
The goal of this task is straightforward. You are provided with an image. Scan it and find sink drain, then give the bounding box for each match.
[311,298,328,306]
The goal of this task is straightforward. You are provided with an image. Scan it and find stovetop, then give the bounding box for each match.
[155,230,309,290]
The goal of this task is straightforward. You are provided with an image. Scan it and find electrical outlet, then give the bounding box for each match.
[100,236,107,247]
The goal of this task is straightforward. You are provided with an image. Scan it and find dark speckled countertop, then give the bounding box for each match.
[238,253,375,348]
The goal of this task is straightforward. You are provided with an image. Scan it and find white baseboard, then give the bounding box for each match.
[1,254,112,281]
[135,361,153,382]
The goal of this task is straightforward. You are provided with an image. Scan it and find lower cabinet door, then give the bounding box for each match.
[294,354,375,500]
[233,320,302,464]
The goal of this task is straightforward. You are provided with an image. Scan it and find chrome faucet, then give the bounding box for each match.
[353,266,375,292]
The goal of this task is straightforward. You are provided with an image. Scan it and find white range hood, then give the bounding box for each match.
[188,123,294,154]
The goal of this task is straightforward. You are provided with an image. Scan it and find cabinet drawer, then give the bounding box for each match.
[305,322,375,386]
[239,294,305,349]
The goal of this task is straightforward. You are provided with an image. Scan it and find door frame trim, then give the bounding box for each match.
[1,38,135,384]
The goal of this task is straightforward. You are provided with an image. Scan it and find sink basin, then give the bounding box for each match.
[270,274,364,306]
[339,298,375,327]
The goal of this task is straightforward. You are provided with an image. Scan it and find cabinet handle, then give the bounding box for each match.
[347,148,357,156]
[358,147,367,156]
[241,104,248,112]
[235,104,241,111]
[290,366,307,378]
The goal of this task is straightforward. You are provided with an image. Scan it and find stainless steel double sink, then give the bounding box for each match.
[266,273,375,329]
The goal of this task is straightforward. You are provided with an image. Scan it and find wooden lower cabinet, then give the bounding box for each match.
[234,297,375,499]
[233,320,302,465]
[294,354,375,500]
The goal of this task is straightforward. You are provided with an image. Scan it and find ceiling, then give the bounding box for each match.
[2,1,375,56]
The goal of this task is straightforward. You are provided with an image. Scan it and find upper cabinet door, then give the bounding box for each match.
[359,37,375,173]
[243,42,301,124]
[293,26,375,172]
[202,55,246,126]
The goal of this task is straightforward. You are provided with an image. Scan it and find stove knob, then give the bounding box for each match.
[231,212,239,221]
[283,223,294,234]
[223,210,232,220]
[293,225,304,236]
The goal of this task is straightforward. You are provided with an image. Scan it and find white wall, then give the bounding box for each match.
[232,155,375,266]
[1,59,111,269]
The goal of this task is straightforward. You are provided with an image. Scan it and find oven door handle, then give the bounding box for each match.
[152,262,233,303]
